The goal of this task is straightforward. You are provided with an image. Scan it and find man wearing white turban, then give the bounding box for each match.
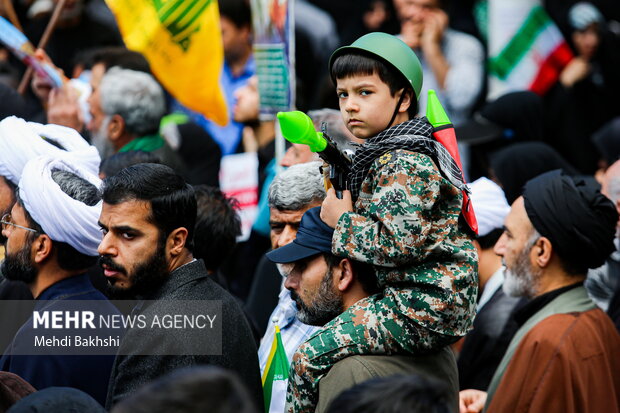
[0,116,100,224]
[457,177,524,391]
[0,116,101,298]
[0,156,116,406]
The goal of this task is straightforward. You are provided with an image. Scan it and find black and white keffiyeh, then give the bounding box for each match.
[349,117,465,200]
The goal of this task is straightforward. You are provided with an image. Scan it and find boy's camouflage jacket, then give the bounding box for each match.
[286,149,478,412]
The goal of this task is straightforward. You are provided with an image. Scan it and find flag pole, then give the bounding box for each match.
[17,0,67,95]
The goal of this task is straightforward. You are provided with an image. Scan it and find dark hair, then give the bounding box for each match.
[331,53,418,118]
[324,254,379,296]
[101,163,197,251]
[18,170,101,271]
[193,185,241,271]
[92,47,151,74]
[218,0,252,29]
[110,366,257,413]
[99,151,161,178]
[477,228,503,250]
[40,137,66,150]
[326,373,452,413]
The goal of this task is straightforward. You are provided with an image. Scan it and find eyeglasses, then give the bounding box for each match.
[0,214,38,233]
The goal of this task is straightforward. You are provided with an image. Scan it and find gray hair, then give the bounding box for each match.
[308,108,356,153]
[51,169,100,206]
[99,67,166,137]
[268,161,326,211]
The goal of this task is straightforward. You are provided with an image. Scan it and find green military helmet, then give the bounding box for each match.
[328,32,423,101]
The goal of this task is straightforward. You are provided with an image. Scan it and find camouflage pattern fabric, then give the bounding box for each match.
[285,150,478,412]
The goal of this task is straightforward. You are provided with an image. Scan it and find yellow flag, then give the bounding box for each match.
[105,0,228,126]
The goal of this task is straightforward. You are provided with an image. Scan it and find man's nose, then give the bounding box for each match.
[284,272,298,291]
[97,233,116,257]
[493,233,507,257]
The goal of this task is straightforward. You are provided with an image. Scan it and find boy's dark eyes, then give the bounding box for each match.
[360,90,372,96]
[337,91,348,98]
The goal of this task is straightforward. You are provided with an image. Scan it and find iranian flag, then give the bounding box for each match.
[486,0,573,98]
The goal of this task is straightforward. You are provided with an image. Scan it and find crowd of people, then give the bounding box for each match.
[0,0,619,412]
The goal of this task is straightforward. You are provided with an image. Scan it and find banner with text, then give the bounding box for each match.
[250,0,295,118]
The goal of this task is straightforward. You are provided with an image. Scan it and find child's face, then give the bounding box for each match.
[336,72,409,140]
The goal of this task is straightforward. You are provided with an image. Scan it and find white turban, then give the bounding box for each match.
[19,156,103,256]
[0,116,100,185]
[469,177,510,237]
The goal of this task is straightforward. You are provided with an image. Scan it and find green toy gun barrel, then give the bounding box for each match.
[277,111,352,197]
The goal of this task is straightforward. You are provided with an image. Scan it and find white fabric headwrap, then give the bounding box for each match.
[0,117,100,185]
[19,156,103,256]
[469,177,510,237]
[28,121,100,176]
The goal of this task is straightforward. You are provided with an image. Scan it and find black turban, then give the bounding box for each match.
[523,170,618,272]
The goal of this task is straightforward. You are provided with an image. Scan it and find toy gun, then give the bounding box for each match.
[426,90,478,235]
[277,111,352,198]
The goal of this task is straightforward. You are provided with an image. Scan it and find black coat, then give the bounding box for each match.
[105,259,263,410]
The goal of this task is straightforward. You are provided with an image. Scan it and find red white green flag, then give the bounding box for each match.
[486,0,573,98]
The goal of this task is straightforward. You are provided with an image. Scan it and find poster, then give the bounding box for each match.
[250,0,295,118]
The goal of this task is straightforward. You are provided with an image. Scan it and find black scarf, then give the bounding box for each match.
[349,117,465,200]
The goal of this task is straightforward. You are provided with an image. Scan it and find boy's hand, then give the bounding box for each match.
[320,188,353,228]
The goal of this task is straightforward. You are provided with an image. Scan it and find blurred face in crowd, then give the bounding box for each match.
[98,199,169,299]
[283,255,343,326]
[573,24,600,60]
[1,203,39,284]
[280,144,318,167]
[269,202,321,250]
[0,176,15,223]
[220,16,251,65]
[54,0,84,23]
[89,63,106,92]
[233,76,259,123]
[337,72,411,139]
[494,197,541,298]
[86,84,113,151]
[393,0,440,23]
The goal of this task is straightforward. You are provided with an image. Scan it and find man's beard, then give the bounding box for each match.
[290,267,343,326]
[503,247,540,298]
[100,237,169,299]
[1,236,37,284]
[90,115,115,159]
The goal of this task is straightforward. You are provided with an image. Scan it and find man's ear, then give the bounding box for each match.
[32,234,53,264]
[335,258,355,292]
[532,236,553,268]
[108,114,125,142]
[166,227,188,257]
